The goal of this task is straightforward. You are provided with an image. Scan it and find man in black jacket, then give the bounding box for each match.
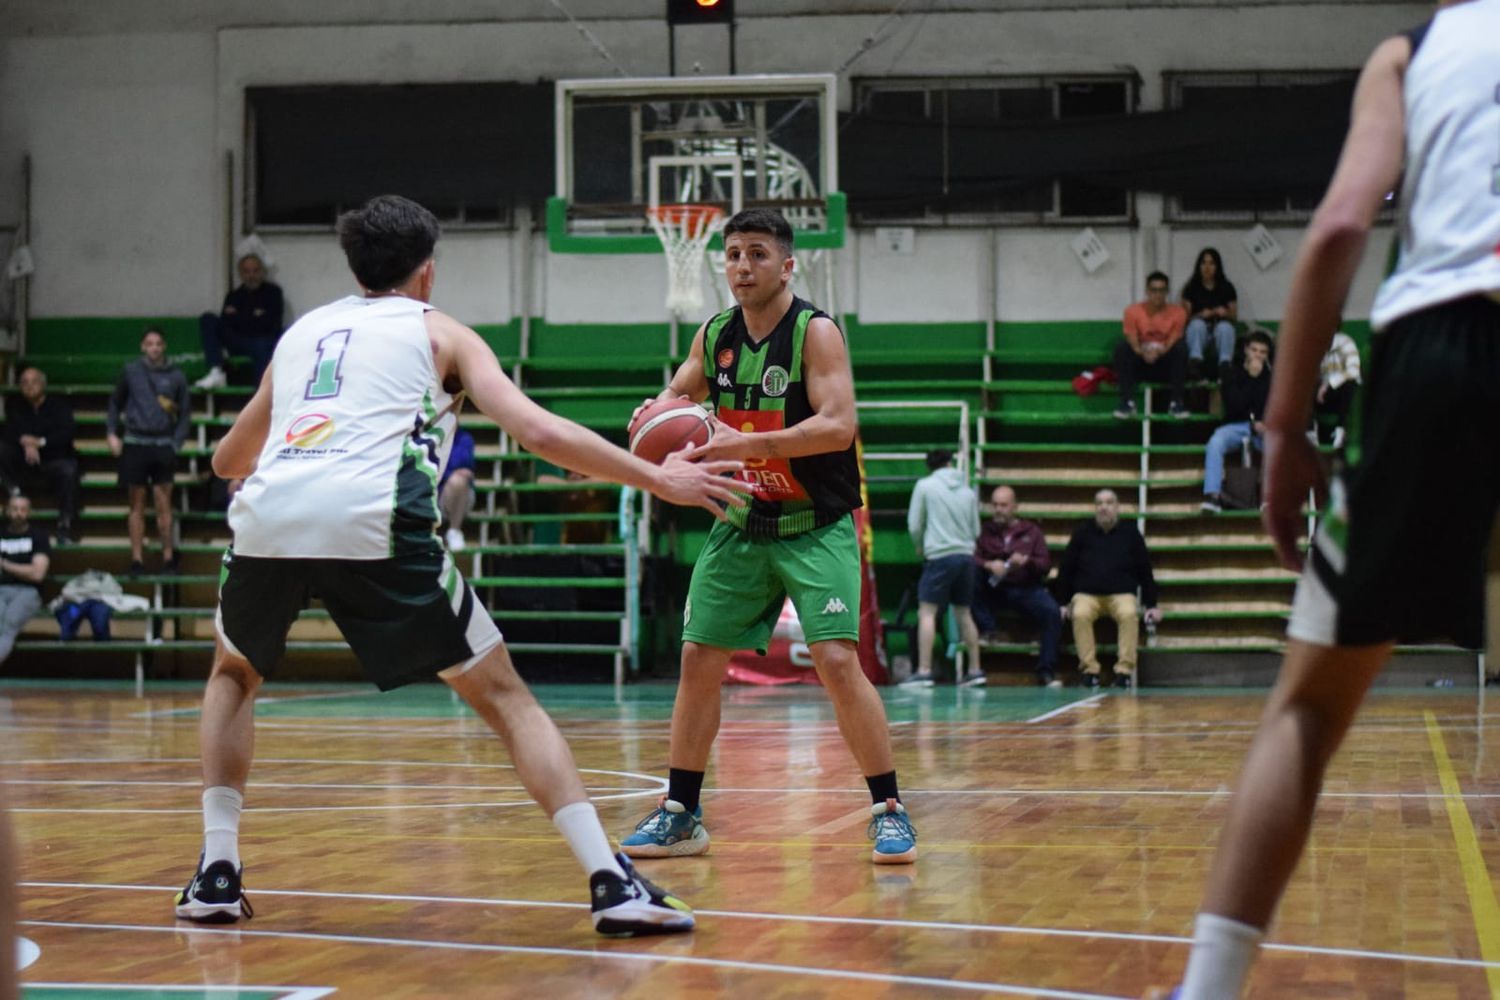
[1200,331,1273,513]
[194,254,285,390]
[1057,489,1161,688]
[107,327,191,575]
[1,367,80,544]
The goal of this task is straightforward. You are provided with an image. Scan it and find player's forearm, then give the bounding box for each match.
[741,413,854,460]
[1264,223,1369,434]
[517,413,660,494]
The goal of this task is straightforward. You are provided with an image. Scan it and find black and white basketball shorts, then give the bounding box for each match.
[216,542,502,690]
[1288,294,1500,649]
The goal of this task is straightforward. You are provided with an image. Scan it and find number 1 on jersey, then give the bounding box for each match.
[306,329,352,399]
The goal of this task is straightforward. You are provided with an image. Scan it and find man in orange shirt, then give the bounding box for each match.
[1113,271,1189,419]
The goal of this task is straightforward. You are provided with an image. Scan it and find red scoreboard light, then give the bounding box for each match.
[667,0,735,25]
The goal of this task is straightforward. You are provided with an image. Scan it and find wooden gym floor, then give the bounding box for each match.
[2,678,1497,998]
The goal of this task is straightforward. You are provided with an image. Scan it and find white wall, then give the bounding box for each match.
[0,1,1425,330]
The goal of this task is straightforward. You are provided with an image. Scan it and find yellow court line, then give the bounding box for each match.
[1424,710,1500,999]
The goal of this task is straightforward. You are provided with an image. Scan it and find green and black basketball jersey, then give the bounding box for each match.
[701,295,861,537]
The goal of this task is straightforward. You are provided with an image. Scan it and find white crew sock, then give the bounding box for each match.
[1179,912,1264,999]
[552,801,625,879]
[202,786,243,869]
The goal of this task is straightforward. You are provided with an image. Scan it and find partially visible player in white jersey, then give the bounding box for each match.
[172,194,751,937]
[1151,2,1500,997]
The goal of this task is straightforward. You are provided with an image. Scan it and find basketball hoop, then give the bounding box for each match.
[647,203,725,317]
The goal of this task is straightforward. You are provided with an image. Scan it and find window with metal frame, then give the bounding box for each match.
[850,76,1134,223]
[1165,71,1359,222]
[246,83,553,230]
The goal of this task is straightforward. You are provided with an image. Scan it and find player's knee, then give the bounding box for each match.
[210,655,262,695]
[680,642,730,685]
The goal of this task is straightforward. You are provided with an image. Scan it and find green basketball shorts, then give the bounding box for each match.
[682,514,861,652]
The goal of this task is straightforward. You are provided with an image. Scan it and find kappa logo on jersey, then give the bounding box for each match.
[821,597,849,615]
[716,348,735,369]
[716,372,733,389]
[761,365,790,397]
[284,412,336,449]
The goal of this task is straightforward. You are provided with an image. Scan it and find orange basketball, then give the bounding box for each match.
[628,398,713,464]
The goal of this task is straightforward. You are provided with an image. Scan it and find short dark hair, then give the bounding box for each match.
[1245,330,1274,352]
[1145,271,1170,289]
[722,208,794,255]
[925,449,953,471]
[142,325,165,340]
[336,195,441,291]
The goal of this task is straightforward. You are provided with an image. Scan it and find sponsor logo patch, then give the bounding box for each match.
[716,372,733,389]
[284,412,335,449]
[761,365,790,397]
[716,348,735,369]
[821,597,849,615]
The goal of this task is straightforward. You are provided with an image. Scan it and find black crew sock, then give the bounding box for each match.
[865,771,900,805]
[667,768,706,814]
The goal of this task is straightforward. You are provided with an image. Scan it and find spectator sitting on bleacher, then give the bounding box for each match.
[1114,271,1190,420]
[1181,247,1240,383]
[194,254,285,390]
[971,485,1061,688]
[106,326,190,577]
[1058,489,1160,689]
[441,428,476,552]
[1314,326,1361,451]
[902,449,983,687]
[0,494,49,665]
[1200,331,1273,515]
[1,366,81,545]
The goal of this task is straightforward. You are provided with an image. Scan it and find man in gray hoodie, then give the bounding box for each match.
[107,326,191,576]
[904,449,983,686]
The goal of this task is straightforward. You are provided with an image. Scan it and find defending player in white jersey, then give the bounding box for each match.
[1153,1,1500,996]
[173,194,751,937]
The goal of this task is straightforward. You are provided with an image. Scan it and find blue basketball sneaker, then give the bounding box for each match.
[868,798,917,864]
[620,797,710,858]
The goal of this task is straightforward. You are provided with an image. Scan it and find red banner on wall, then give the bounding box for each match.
[725,436,889,686]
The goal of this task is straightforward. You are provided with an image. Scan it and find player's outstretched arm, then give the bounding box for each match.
[1260,34,1408,569]
[212,367,275,480]
[428,311,750,520]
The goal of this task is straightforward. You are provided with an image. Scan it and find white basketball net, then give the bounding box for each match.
[647,204,725,317]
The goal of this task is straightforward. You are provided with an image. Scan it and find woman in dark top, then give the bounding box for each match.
[1181,247,1239,380]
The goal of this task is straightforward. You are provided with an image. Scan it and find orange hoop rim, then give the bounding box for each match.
[647,203,726,227]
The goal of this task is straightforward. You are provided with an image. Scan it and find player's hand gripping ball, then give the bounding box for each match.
[628,398,713,464]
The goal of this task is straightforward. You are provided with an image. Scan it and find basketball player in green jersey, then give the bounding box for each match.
[621,208,917,864]
[1153,1,1500,995]
[173,195,752,937]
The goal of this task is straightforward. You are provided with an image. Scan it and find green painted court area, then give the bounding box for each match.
[24,989,318,999]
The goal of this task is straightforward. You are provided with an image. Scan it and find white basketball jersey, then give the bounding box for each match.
[1370,0,1500,329]
[229,294,458,559]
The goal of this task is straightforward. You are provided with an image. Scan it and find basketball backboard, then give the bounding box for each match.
[549,73,844,254]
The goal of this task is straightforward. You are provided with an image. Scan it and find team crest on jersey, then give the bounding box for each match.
[761,365,790,397]
[285,412,336,449]
[716,349,735,369]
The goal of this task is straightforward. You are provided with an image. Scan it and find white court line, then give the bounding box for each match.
[25,984,334,1000]
[21,882,1500,974]
[1026,694,1106,724]
[19,918,1124,1000]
